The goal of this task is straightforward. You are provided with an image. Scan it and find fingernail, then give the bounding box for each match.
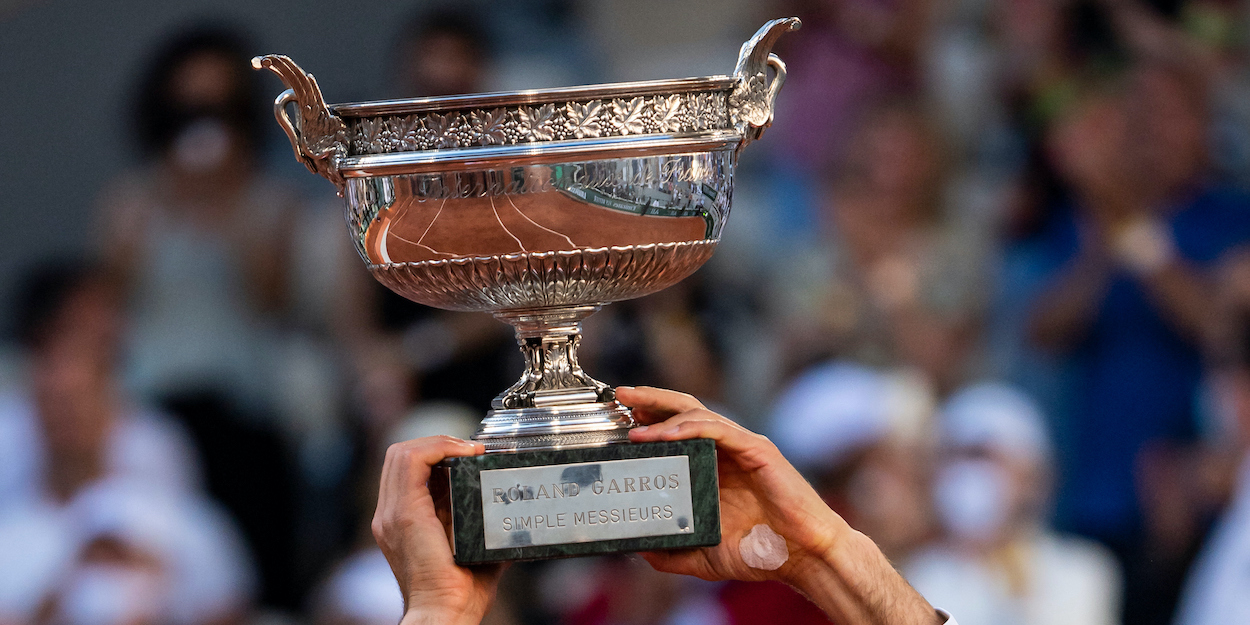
[617,385,634,391]
[634,425,649,433]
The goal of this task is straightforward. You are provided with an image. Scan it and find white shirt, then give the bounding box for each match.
[905,531,1120,625]
[0,478,254,624]
[0,499,75,618]
[324,548,404,625]
[0,391,202,511]
[1174,455,1250,625]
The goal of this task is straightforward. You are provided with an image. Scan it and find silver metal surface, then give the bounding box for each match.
[255,18,799,451]
[480,456,695,549]
[344,91,732,155]
[340,132,741,176]
[330,76,739,117]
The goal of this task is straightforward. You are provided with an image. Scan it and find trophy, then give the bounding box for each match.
[255,17,799,563]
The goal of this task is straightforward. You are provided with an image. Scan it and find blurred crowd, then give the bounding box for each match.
[4,0,1250,624]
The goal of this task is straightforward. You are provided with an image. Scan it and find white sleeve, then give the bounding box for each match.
[937,609,959,625]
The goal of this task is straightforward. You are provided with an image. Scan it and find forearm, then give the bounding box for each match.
[394,570,499,625]
[1137,262,1219,346]
[784,529,941,625]
[1028,252,1112,351]
[1111,217,1218,345]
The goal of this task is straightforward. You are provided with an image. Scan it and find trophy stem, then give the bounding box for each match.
[472,305,635,452]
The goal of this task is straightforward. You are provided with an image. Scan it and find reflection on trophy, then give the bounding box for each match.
[255,17,799,563]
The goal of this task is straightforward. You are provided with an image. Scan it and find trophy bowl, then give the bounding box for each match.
[256,17,799,563]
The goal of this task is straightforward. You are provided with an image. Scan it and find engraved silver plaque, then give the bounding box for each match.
[480,456,695,549]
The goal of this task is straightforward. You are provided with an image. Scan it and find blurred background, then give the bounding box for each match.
[4,0,1250,624]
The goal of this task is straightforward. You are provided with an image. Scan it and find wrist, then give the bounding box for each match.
[765,505,849,589]
[782,529,939,624]
[779,525,850,595]
[401,589,491,625]
[401,606,486,625]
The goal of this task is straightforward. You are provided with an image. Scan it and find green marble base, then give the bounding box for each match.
[435,439,721,564]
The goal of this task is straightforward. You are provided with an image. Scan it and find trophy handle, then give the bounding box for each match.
[252,54,349,195]
[729,17,801,149]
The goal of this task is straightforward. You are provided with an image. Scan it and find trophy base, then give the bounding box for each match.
[436,439,720,564]
[475,401,635,452]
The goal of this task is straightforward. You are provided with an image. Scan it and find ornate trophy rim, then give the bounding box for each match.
[252,17,800,193]
[330,75,741,118]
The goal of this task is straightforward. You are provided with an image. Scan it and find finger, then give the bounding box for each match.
[615,386,705,424]
[470,561,511,585]
[629,408,740,440]
[637,550,702,579]
[637,550,680,574]
[372,436,483,573]
[375,436,483,522]
[394,435,483,485]
[629,412,778,471]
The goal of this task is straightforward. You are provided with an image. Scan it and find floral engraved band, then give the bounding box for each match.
[346,91,733,155]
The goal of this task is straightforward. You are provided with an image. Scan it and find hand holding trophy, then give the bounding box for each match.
[255,18,800,564]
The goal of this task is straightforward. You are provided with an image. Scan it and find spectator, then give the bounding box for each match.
[31,479,254,625]
[1029,61,1250,622]
[582,277,727,407]
[0,261,201,510]
[768,103,989,392]
[0,261,254,625]
[766,0,925,178]
[97,28,313,608]
[904,382,1121,625]
[98,26,298,417]
[1172,251,1250,625]
[313,547,403,625]
[392,8,489,98]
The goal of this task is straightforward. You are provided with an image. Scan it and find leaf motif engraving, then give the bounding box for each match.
[358,118,383,153]
[520,104,557,141]
[710,93,728,123]
[612,97,647,135]
[429,113,460,148]
[370,118,399,153]
[729,73,769,128]
[472,108,509,145]
[689,94,713,131]
[349,88,734,153]
[427,113,452,148]
[566,100,603,138]
[654,95,684,133]
[399,116,425,150]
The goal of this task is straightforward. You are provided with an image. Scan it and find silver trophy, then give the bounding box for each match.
[255,17,798,563]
